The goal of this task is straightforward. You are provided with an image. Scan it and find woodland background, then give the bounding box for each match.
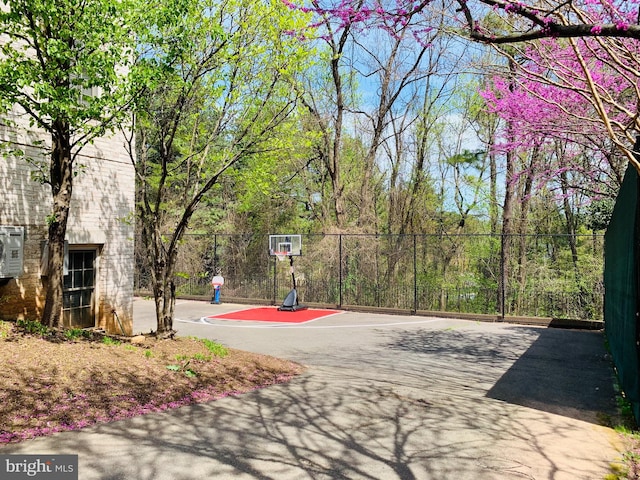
[131,0,623,323]
[0,0,629,328]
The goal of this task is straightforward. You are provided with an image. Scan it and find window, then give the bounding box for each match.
[62,250,96,328]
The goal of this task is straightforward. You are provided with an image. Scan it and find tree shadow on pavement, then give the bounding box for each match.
[385,325,618,424]
[51,372,551,480]
[1,324,620,480]
[486,328,618,423]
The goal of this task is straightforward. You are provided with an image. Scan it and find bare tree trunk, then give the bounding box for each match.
[152,262,176,337]
[490,149,498,235]
[498,60,517,318]
[42,125,73,328]
[515,150,536,314]
[300,31,348,229]
[500,152,515,317]
[560,170,580,276]
[142,220,179,337]
[329,148,347,228]
[329,29,348,229]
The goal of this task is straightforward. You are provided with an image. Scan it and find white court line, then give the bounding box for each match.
[175,316,443,329]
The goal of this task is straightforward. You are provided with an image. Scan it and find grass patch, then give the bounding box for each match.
[64,328,92,341]
[0,321,12,338]
[198,337,228,357]
[101,336,121,346]
[605,387,640,479]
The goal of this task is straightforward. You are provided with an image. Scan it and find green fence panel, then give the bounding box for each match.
[605,163,640,422]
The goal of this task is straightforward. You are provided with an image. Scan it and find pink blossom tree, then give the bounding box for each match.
[479,33,636,207]
[284,0,640,172]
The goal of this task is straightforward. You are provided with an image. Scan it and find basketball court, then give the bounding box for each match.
[30,227,620,479]
[3,296,621,479]
[114,234,619,477]
[142,297,620,479]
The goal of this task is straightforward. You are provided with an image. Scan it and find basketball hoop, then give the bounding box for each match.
[268,234,307,311]
[274,252,288,262]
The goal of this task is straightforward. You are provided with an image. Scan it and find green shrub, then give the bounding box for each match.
[64,328,90,340]
[16,319,50,336]
[101,336,121,346]
[0,321,12,338]
[199,338,228,358]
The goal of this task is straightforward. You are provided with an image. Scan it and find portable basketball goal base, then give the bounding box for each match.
[269,234,307,311]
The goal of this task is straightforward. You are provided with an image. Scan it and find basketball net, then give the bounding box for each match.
[274,252,288,262]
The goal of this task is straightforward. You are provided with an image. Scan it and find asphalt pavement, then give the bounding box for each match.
[2,298,623,479]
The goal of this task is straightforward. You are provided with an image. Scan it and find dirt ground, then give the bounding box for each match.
[0,320,304,444]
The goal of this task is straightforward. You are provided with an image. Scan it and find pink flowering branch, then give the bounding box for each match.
[287,0,640,176]
[284,0,640,42]
[459,0,640,43]
[0,374,298,445]
[481,34,634,193]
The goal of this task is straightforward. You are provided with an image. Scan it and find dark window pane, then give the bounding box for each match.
[83,270,94,287]
[73,271,82,288]
[69,292,80,308]
[81,289,93,307]
[70,252,79,270]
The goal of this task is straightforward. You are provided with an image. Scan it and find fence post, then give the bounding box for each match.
[213,234,218,274]
[272,255,277,306]
[499,233,506,321]
[413,234,418,314]
[339,234,343,308]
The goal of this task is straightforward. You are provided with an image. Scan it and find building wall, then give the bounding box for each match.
[0,117,135,335]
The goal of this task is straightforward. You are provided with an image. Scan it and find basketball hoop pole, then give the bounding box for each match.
[289,255,297,290]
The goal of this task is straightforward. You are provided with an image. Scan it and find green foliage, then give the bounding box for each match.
[101,336,121,346]
[616,395,636,429]
[198,337,228,358]
[604,393,640,479]
[166,360,197,377]
[133,0,315,333]
[585,197,615,231]
[16,319,50,336]
[144,349,153,359]
[64,328,91,340]
[0,321,12,338]
[0,0,138,144]
[175,352,211,362]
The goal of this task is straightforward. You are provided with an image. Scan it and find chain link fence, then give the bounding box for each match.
[135,232,604,321]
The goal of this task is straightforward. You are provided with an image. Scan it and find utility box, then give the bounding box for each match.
[0,226,24,278]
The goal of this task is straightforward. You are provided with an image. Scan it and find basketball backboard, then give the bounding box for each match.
[269,234,302,256]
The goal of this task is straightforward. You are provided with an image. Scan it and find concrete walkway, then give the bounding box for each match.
[2,299,623,479]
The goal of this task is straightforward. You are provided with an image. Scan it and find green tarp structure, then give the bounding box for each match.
[605,161,640,421]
